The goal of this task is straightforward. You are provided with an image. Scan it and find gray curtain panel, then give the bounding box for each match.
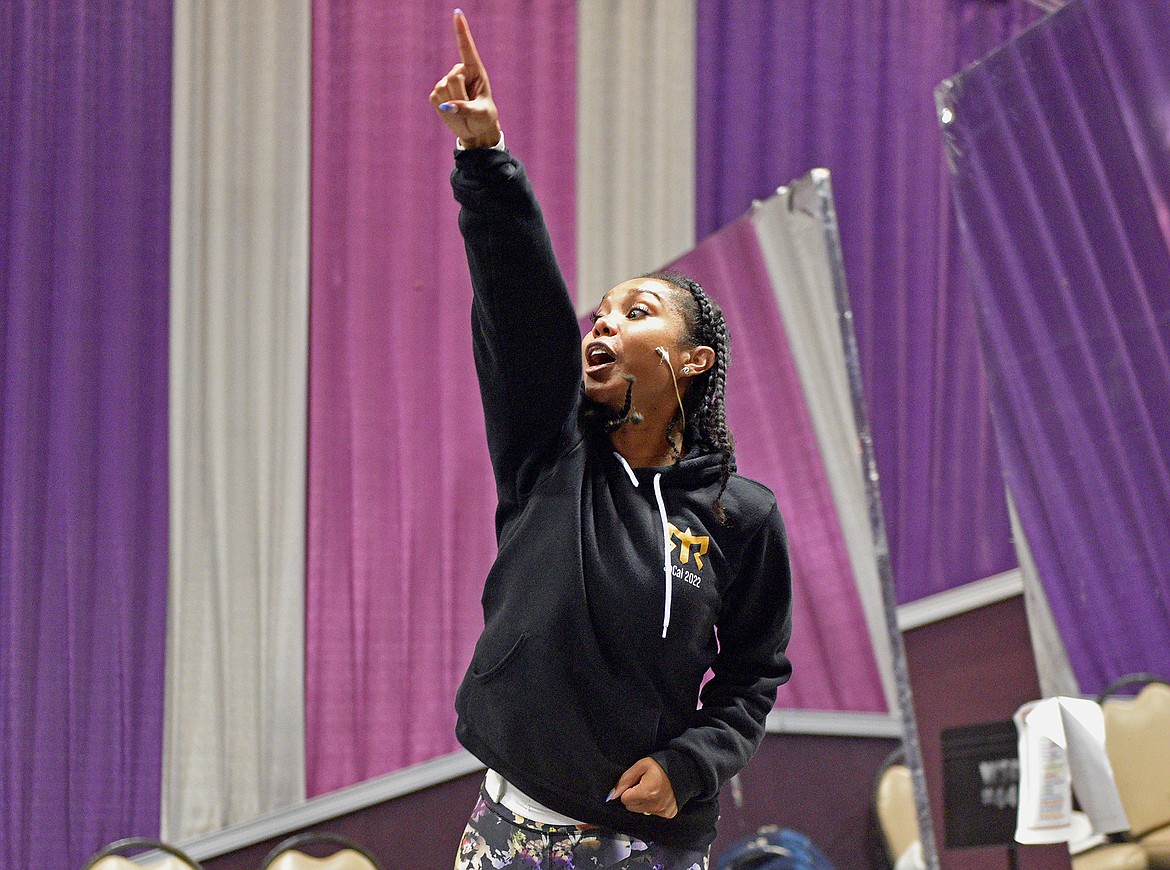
[576,0,696,314]
[163,0,310,841]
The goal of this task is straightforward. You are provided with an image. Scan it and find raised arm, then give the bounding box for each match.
[430,12,582,511]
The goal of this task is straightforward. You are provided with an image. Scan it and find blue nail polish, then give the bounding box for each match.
[606,789,617,801]
[454,7,463,14]
[439,102,455,113]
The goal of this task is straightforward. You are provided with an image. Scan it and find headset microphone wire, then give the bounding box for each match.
[655,346,686,436]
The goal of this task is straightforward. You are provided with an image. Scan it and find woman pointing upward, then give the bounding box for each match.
[431,11,793,869]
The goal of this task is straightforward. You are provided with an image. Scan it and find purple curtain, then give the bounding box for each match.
[695,0,1040,602]
[0,2,172,867]
[668,219,888,712]
[306,0,576,796]
[940,0,1170,693]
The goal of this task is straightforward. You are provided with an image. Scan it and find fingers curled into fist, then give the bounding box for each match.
[607,757,679,819]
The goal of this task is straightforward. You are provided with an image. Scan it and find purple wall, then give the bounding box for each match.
[904,596,1069,870]
[201,734,898,869]
[199,773,484,869]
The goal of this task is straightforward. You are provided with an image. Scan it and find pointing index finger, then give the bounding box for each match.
[454,10,484,76]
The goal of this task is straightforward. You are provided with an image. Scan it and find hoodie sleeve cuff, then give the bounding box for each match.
[651,749,706,810]
[452,145,522,197]
[455,130,506,152]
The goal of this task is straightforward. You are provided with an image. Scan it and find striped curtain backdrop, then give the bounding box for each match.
[0,1,1102,867]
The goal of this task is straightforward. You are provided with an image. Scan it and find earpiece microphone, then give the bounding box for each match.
[655,347,687,434]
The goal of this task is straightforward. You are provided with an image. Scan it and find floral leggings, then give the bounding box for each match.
[454,784,709,870]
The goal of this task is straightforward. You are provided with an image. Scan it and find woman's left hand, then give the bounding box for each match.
[609,757,679,818]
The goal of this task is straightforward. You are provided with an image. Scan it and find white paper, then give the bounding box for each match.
[1016,699,1072,843]
[1014,697,1129,844]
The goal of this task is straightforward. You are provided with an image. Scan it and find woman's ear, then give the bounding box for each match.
[681,346,715,377]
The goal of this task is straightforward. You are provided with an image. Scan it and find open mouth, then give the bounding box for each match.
[585,342,617,372]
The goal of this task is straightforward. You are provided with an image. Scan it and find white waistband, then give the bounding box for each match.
[485,769,588,826]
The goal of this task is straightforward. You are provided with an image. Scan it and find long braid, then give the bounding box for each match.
[580,376,642,432]
[643,272,735,523]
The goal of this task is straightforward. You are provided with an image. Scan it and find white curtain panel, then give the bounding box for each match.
[163,0,310,840]
[576,0,696,313]
[752,181,900,714]
[1007,491,1080,698]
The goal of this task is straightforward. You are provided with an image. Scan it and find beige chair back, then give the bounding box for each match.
[267,850,378,870]
[84,838,201,870]
[877,763,921,862]
[1103,683,1170,838]
[1071,842,1150,870]
[89,857,196,870]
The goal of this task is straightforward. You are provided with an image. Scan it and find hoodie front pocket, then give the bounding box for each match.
[472,632,529,683]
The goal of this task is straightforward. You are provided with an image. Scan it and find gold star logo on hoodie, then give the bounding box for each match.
[667,523,710,571]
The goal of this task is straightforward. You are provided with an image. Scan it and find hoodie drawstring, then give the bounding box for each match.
[614,453,673,639]
[615,452,640,488]
[652,473,672,639]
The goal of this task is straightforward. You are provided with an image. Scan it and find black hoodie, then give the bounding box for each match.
[451,146,793,851]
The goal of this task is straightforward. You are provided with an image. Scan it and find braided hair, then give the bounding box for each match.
[644,271,735,523]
